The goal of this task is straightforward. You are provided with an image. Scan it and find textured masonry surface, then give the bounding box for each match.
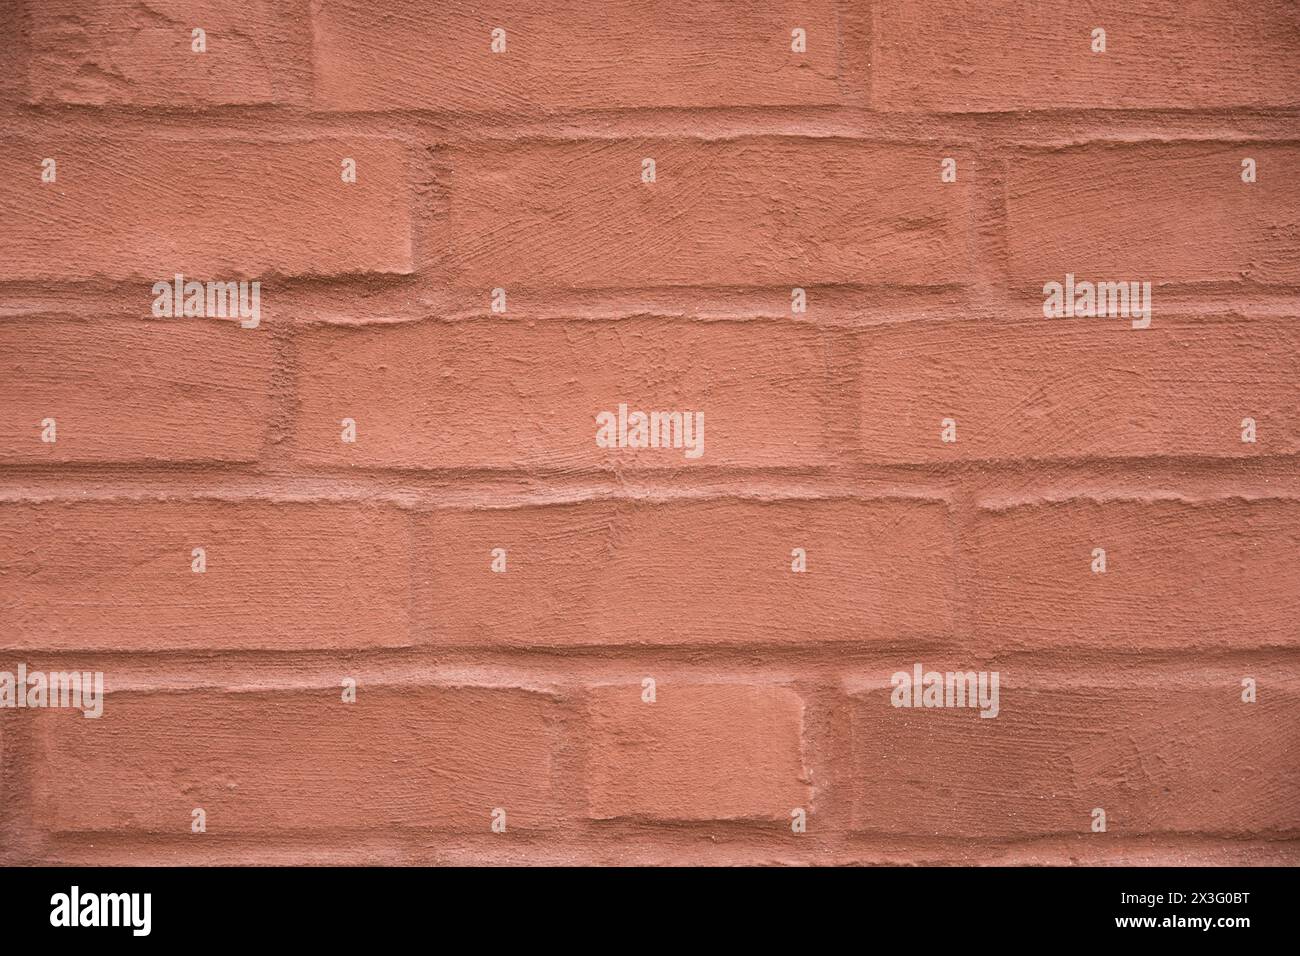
[0,0,1298,866]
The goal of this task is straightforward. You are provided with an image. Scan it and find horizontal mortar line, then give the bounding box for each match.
[22,825,1299,845]
[4,649,1298,679]
[1,482,1299,508]
[0,472,956,497]
[14,453,1300,473]
[826,834,1300,862]
[0,465,1298,498]
[3,103,1299,135]
[3,287,1298,318]
[277,288,1300,310]
[19,840,1299,868]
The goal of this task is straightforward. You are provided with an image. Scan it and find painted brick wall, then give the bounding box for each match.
[0,0,1298,866]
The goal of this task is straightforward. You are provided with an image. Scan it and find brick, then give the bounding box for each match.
[1006,144,1300,285]
[857,319,1300,463]
[26,0,306,106]
[0,501,410,651]
[313,0,845,111]
[419,496,955,646]
[586,684,808,820]
[293,319,853,470]
[847,677,1300,837]
[872,0,1300,112]
[33,686,557,832]
[971,497,1300,651]
[0,137,411,281]
[441,139,971,287]
[0,318,272,465]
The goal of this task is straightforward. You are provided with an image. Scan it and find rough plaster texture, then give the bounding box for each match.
[0,0,1297,866]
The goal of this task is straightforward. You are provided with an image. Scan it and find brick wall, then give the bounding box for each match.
[0,0,1297,865]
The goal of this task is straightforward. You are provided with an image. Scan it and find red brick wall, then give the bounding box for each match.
[1,0,1297,865]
